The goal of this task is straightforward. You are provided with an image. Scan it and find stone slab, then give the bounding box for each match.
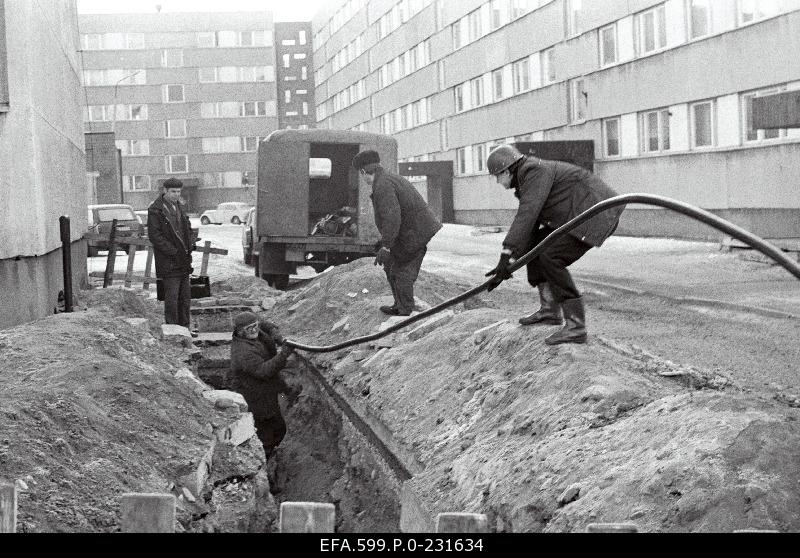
[202,390,247,411]
[161,324,193,348]
[175,368,212,393]
[216,412,256,446]
[279,502,336,533]
[120,493,175,533]
[400,482,435,533]
[407,310,454,342]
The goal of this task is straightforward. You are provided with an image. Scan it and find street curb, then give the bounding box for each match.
[576,277,796,320]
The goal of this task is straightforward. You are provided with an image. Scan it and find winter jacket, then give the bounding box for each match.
[147,195,194,278]
[502,157,624,257]
[229,320,291,419]
[370,166,442,263]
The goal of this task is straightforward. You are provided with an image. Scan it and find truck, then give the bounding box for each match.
[255,129,396,289]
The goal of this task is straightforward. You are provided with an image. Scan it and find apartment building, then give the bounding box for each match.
[312,0,800,239]
[275,22,316,129]
[78,11,278,213]
[1,0,88,328]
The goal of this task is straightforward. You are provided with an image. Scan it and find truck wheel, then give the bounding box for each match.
[200,216,210,225]
[231,216,241,225]
[265,274,289,290]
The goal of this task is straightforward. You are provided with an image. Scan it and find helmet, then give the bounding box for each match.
[486,144,524,175]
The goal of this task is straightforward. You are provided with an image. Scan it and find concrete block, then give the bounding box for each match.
[174,368,212,393]
[121,317,149,331]
[435,513,489,533]
[178,440,216,497]
[279,502,336,533]
[202,390,247,411]
[407,310,454,342]
[216,412,256,446]
[586,523,639,533]
[120,493,175,533]
[161,324,193,348]
[400,482,435,533]
[0,484,17,533]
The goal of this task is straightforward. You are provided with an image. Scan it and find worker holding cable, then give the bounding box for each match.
[484,144,624,345]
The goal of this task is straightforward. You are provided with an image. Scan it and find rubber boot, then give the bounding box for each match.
[545,297,587,345]
[519,283,563,326]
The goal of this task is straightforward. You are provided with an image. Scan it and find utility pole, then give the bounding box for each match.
[111,70,142,204]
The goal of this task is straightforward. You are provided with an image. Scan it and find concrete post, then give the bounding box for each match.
[586,523,639,533]
[120,493,175,533]
[435,513,489,533]
[279,502,336,533]
[0,484,17,533]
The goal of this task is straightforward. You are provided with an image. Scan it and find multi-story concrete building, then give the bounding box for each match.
[78,11,278,213]
[312,0,800,240]
[1,0,88,328]
[275,22,316,130]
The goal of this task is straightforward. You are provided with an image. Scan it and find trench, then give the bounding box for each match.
[193,304,406,533]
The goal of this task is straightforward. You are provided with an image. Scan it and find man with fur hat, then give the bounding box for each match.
[229,311,300,459]
[352,149,442,316]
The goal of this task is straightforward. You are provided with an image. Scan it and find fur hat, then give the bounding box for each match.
[234,311,259,332]
[352,149,380,171]
[163,177,184,190]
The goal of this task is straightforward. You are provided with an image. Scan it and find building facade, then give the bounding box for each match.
[0,0,88,329]
[275,22,316,130]
[312,0,800,240]
[78,11,278,213]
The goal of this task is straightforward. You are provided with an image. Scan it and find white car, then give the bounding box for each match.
[199,202,252,225]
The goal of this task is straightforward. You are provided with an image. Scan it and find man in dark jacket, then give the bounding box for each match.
[484,144,624,345]
[147,178,194,328]
[229,311,299,459]
[352,150,442,316]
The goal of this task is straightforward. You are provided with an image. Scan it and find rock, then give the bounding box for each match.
[378,316,407,332]
[351,350,370,362]
[346,292,358,298]
[161,324,193,348]
[407,310,454,341]
[362,348,388,368]
[362,289,369,294]
[175,368,212,393]
[121,317,148,331]
[203,389,247,411]
[472,320,507,345]
[558,483,582,506]
[331,317,349,333]
[261,298,277,311]
[287,300,306,314]
[182,486,196,503]
[216,413,257,446]
[15,479,28,491]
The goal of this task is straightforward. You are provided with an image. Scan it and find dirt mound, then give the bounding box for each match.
[0,290,274,532]
[265,260,800,532]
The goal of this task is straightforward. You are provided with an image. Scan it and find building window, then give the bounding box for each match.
[128,104,148,120]
[239,30,265,47]
[197,32,217,47]
[456,147,468,175]
[302,102,308,115]
[199,67,217,82]
[637,5,667,55]
[492,68,504,101]
[566,0,582,36]
[126,33,145,49]
[640,109,671,152]
[742,88,788,142]
[467,9,483,42]
[221,171,243,188]
[242,170,257,185]
[454,84,465,112]
[603,118,621,157]
[123,175,151,191]
[452,19,463,49]
[490,0,507,30]
[541,48,556,84]
[512,58,530,94]
[301,66,308,80]
[569,78,587,122]
[599,24,617,66]
[166,155,188,173]
[737,0,781,25]
[473,144,487,173]
[116,139,149,156]
[241,101,267,117]
[164,84,184,103]
[299,30,307,45]
[165,119,187,138]
[690,100,715,148]
[688,0,712,39]
[470,77,484,107]
[161,49,183,67]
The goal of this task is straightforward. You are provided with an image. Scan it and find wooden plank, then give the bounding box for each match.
[120,493,175,533]
[0,484,16,533]
[144,248,154,290]
[200,241,211,276]
[124,247,136,288]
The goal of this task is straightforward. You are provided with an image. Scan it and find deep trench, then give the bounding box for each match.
[194,308,403,533]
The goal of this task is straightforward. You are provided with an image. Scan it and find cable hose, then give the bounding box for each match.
[284,193,800,353]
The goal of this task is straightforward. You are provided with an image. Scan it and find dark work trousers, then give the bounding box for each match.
[524,226,592,303]
[163,274,191,328]
[384,247,427,314]
[254,413,287,458]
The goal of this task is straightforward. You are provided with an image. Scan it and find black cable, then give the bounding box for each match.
[284,194,800,353]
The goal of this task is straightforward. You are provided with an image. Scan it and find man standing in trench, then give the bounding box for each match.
[147,177,195,328]
[229,311,300,459]
[484,144,624,345]
[352,149,442,316]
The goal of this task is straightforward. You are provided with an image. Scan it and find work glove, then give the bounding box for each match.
[374,246,391,267]
[485,252,514,292]
[278,345,295,358]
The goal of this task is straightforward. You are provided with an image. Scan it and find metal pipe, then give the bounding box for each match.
[59,216,73,313]
[284,194,800,353]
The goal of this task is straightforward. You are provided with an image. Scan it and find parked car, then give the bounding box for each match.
[200,202,252,225]
[241,207,259,266]
[86,203,144,257]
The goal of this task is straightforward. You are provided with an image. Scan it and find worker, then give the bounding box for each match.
[484,144,624,345]
[147,177,195,329]
[352,149,442,316]
[229,311,300,459]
